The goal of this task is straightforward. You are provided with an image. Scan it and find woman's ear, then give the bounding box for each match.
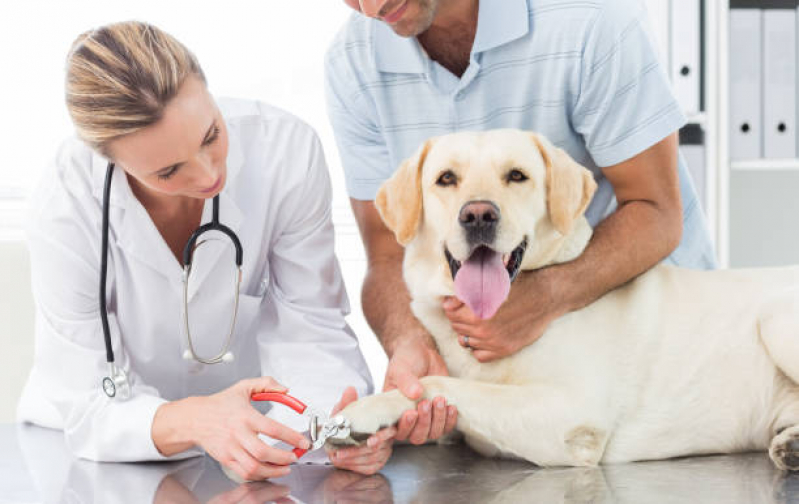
[375,139,434,245]
[531,133,597,235]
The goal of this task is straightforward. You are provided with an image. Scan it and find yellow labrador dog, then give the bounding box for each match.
[334,129,799,470]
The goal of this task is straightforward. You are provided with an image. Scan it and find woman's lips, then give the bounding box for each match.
[381,0,408,24]
[200,176,222,194]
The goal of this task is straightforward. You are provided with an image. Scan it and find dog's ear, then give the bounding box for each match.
[375,139,434,245]
[531,133,597,235]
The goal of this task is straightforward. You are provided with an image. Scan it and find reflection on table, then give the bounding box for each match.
[8,423,799,503]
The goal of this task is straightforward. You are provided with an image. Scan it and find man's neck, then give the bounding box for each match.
[417,0,479,78]
[427,0,478,32]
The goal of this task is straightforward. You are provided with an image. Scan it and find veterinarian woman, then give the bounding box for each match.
[16,21,396,480]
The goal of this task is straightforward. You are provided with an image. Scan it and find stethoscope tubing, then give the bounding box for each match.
[99,162,244,397]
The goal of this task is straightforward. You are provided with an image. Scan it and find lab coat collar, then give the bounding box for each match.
[88,117,245,299]
[373,0,529,73]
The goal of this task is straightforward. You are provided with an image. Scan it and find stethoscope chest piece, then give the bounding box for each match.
[103,363,131,399]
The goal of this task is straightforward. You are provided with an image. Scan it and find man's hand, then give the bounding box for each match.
[443,267,565,363]
[383,337,458,444]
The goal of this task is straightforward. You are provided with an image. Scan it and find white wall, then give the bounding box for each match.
[0,0,387,417]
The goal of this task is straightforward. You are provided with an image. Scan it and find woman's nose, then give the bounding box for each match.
[195,154,217,186]
[358,0,391,18]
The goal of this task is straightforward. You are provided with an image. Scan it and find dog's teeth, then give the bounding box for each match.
[503,253,510,266]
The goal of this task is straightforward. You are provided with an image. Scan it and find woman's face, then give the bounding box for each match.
[107,76,229,200]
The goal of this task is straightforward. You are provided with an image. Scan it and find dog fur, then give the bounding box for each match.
[337,129,799,469]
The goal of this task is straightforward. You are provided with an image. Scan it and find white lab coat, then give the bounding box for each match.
[17,98,373,462]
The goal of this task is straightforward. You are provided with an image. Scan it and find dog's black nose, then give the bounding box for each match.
[459,201,500,244]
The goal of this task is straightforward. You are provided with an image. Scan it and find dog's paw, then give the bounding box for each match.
[333,390,416,446]
[770,425,799,471]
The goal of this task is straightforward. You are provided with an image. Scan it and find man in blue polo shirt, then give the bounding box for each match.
[325,0,717,454]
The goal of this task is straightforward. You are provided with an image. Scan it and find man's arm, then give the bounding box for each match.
[351,198,458,444]
[553,131,682,311]
[444,132,683,362]
[351,199,433,356]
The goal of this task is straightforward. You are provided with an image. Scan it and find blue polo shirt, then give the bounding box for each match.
[325,0,716,269]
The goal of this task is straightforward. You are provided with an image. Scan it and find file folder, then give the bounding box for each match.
[763,7,797,158]
[729,8,762,161]
[670,0,701,115]
[679,124,706,212]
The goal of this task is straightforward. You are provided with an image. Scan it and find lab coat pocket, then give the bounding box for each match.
[235,292,266,337]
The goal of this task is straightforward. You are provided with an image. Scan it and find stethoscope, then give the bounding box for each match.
[100,162,243,399]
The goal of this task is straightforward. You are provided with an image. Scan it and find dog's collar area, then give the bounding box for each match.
[444,237,528,282]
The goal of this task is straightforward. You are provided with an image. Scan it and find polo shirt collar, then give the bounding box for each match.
[373,0,530,74]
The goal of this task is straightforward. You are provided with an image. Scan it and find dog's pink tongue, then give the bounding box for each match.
[454,248,510,320]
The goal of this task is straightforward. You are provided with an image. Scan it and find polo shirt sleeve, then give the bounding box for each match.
[324,45,392,201]
[571,0,686,167]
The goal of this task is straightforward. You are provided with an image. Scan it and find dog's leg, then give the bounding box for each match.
[757,287,799,470]
[338,375,611,467]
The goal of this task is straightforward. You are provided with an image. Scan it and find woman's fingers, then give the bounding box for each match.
[331,443,393,474]
[247,412,310,451]
[236,428,297,466]
[230,447,292,481]
[241,376,288,395]
[332,386,359,415]
[366,426,397,449]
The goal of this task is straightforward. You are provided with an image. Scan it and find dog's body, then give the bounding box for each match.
[337,129,799,469]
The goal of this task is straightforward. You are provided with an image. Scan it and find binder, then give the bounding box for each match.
[670,0,701,115]
[729,8,762,161]
[643,0,670,68]
[679,124,706,212]
[763,7,797,158]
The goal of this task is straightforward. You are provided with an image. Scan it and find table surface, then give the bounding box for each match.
[3,423,799,503]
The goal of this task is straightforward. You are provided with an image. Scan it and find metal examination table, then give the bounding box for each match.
[3,423,799,503]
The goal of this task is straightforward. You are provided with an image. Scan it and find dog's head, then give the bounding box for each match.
[376,129,596,319]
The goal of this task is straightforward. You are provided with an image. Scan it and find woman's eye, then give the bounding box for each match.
[507,169,528,183]
[202,125,220,147]
[436,170,457,187]
[157,165,180,181]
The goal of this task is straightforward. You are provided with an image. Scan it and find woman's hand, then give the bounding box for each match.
[326,387,395,475]
[153,377,311,482]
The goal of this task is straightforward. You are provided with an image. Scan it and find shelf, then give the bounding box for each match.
[685,112,708,125]
[730,159,799,171]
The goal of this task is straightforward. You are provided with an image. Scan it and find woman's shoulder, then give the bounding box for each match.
[218,97,319,142]
[29,136,101,218]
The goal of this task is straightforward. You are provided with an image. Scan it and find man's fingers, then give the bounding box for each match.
[443,405,458,434]
[472,350,497,363]
[408,400,433,445]
[394,409,418,441]
[389,366,423,399]
[248,413,311,451]
[427,397,448,440]
[442,296,464,311]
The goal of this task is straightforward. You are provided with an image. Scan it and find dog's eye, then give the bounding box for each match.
[436,170,458,187]
[506,169,528,183]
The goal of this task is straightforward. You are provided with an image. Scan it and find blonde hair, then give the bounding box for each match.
[65,21,206,156]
